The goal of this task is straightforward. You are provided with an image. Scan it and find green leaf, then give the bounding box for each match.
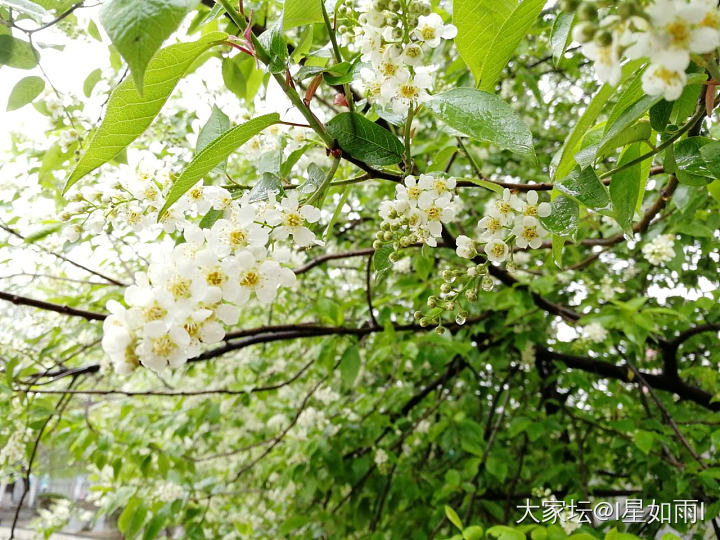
[427,88,534,155]
[598,94,661,157]
[298,163,325,195]
[283,0,322,29]
[674,137,714,186]
[0,34,37,69]
[486,525,525,540]
[196,105,230,174]
[553,59,644,179]
[463,525,484,540]
[649,99,673,132]
[485,454,508,482]
[326,112,404,165]
[700,141,720,177]
[556,167,610,210]
[99,0,198,94]
[550,12,573,66]
[83,68,103,97]
[606,68,646,129]
[64,31,227,192]
[454,0,514,84]
[444,505,463,531]
[610,143,644,234]
[373,244,394,273]
[540,195,578,239]
[340,345,361,387]
[160,113,279,215]
[6,75,44,111]
[0,0,48,21]
[477,0,545,91]
[708,180,720,203]
[257,21,288,74]
[249,172,283,203]
[634,429,654,455]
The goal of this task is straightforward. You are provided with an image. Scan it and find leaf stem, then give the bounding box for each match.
[306,156,341,205]
[403,106,415,172]
[321,0,354,112]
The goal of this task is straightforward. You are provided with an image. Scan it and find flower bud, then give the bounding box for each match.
[465,289,478,301]
[440,283,452,294]
[413,311,423,320]
[373,240,384,250]
[593,30,613,47]
[383,231,394,241]
[577,2,598,21]
[481,275,494,291]
[427,296,438,308]
[389,252,400,263]
[419,317,431,327]
[442,269,455,282]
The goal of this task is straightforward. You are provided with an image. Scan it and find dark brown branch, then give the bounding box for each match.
[537,346,720,412]
[0,290,106,321]
[293,248,374,274]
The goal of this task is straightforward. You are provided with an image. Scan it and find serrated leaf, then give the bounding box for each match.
[283,0,322,29]
[540,195,578,239]
[257,21,288,74]
[0,34,37,69]
[427,88,534,155]
[99,0,198,94]
[551,12,573,66]
[64,32,227,192]
[454,0,514,83]
[326,112,404,165]
[675,137,714,186]
[6,75,44,111]
[160,113,279,214]
[477,0,545,91]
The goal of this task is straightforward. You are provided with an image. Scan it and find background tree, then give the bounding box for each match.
[0,0,719,539]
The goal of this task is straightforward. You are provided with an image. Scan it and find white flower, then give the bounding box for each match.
[232,249,296,304]
[641,62,687,101]
[641,233,676,265]
[484,238,509,264]
[455,235,477,259]
[645,0,720,62]
[582,322,608,343]
[414,13,457,48]
[401,43,425,66]
[477,211,505,241]
[381,67,433,114]
[376,45,404,79]
[512,190,551,218]
[493,188,516,226]
[374,448,388,466]
[582,38,623,86]
[418,193,454,238]
[272,192,322,247]
[395,175,423,207]
[417,174,456,206]
[512,216,545,250]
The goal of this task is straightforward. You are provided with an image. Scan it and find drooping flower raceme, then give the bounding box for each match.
[455,189,549,265]
[572,0,720,100]
[343,0,456,115]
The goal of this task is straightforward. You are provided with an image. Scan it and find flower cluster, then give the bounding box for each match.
[455,189,550,264]
[340,0,456,114]
[100,177,322,373]
[581,321,608,343]
[570,0,720,100]
[376,174,461,251]
[642,233,676,265]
